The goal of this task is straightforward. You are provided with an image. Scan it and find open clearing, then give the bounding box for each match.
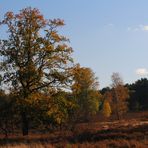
[0,113,148,148]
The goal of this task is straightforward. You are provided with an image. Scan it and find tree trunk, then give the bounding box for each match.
[113,89,120,120]
[116,108,120,120]
[21,112,29,136]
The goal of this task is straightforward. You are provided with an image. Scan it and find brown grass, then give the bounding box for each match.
[0,111,148,148]
[0,139,147,148]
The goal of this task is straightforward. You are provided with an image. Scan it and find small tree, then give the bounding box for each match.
[111,73,129,120]
[102,100,111,117]
[71,65,100,121]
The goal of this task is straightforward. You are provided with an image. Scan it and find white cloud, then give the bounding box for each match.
[128,25,148,32]
[143,25,148,31]
[136,68,148,76]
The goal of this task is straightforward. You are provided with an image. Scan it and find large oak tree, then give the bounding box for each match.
[0,7,73,135]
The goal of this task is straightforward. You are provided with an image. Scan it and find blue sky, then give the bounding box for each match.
[1,0,148,88]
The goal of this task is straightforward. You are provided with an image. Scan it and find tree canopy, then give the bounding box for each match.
[0,7,73,95]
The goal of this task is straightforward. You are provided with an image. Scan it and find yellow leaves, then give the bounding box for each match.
[47,106,58,116]
[47,109,63,124]
[72,83,81,94]
[47,102,65,124]
[46,44,54,51]
[71,65,100,118]
[50,31,61,42]
[102,100,112,117]
[23,92,43,105]
[72,65,99,93]
[29,92,42,100]
[56,117,62,124]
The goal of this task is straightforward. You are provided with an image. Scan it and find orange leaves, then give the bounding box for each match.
[50,31,61,42]
[50,19,65,27]
[110,73,129,119]
[0,7,73,102]
[0,7,75,133]
[115,85,129,101]
[5,12,14,19]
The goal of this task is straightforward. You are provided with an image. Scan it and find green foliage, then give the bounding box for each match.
[127,78,148,111]
[17,90,76,130]
[46,92,75,125]
[72,65,100,121]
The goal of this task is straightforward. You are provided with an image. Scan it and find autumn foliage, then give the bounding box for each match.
[0,7,147,141]
[0,7,74,135]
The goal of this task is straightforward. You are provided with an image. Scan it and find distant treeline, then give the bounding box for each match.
[101,78,148,112]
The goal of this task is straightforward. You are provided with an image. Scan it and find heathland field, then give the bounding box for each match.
[0,112,147,148]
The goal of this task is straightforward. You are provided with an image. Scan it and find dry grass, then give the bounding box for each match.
[0,112,148,148]
[0,143,54,148]
[0,139,147,148]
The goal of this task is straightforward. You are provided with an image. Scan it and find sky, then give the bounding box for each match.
[1,0,148,88]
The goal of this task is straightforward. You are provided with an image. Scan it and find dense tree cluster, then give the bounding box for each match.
[100,73,129,120]
[101,78,148,114]
[126,78,148,111]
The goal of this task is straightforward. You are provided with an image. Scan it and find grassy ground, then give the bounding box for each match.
[0,112,148,148]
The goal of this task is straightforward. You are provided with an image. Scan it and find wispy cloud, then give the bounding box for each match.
[136,68,148,76]
[104,23,114,28]
[127,27,131,31]
[128,25,148,32]
[108,23,114,27]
